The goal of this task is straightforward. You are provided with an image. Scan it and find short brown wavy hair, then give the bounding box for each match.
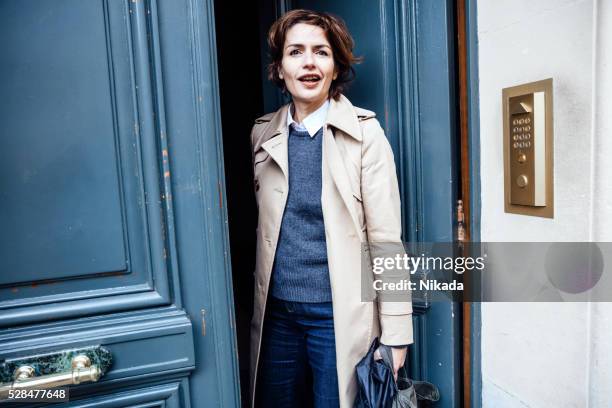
[267,9,363,100]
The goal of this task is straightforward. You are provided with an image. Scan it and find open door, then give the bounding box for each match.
[1,0,239,406]
[216,0,462,406]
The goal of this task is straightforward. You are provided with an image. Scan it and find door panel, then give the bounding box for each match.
[1,0,127,284]
[411,3,462,406]
[54,381,189,408]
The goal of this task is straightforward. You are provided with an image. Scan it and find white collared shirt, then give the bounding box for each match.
[287,99,330,137]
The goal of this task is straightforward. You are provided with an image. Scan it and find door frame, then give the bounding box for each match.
[457,0,482,407]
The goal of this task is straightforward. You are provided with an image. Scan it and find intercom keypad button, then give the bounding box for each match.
[516,175,529,188]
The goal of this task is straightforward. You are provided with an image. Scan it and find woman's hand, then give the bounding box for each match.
[389,347,407,381]
[374,345,408,381]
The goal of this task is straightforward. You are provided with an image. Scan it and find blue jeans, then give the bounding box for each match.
[256,296,340,408]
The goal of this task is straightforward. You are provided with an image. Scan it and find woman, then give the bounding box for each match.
[250,9,413,408]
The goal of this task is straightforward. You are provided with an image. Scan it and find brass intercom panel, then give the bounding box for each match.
[502,79,554,218]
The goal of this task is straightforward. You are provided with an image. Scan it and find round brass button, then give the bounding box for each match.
[516,175,529,188]
[517,153,527,163]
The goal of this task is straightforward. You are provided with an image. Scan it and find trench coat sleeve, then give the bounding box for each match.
[360,117,414,346]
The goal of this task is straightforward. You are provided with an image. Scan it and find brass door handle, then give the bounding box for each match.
[0,355,102,399]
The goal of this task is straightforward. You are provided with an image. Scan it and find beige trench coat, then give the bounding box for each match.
[249,94,413,407]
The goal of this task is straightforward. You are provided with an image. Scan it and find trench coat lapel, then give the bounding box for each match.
[323,126,364,241]
[259,104,289,181]
[261,134,288,181]
[326,94,363,143]
[324,95,365,240]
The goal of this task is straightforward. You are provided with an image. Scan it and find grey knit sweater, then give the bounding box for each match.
[270,125,332,302]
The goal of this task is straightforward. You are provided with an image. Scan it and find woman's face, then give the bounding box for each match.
[279,23,337,107]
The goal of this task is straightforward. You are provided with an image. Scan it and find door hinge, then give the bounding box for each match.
[456,199,466,243]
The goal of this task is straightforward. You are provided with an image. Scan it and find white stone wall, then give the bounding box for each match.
[476,0,612,406]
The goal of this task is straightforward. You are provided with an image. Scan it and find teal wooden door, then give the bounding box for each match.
[262,1,462,406]
[0,0,239,406]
